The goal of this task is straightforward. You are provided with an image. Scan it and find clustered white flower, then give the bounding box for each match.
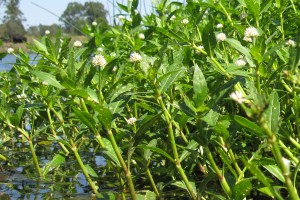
[126,117,137,125]
[7,48,14,54]
[181,19,189,25]
[243,27,259,42]
[285,39,296,47]
[196,45,204,54]
[92,21,97,26]
[216,33,227,42]
[138,33,145,40]
[92,54,107,68]
[216,23,223,29]
[235,59,246,67]
[129,52,142,62]
[73,40,82,47]
[170,15,176,21]
[45,30,50,35]
[229,91,246,104]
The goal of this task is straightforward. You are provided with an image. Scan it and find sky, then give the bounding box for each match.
[0,0,159,28]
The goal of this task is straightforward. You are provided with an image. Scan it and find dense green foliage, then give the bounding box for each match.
[1,0,300,199]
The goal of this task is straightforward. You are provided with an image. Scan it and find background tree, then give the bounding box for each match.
[1,0,26,42]
[60,1,108,35]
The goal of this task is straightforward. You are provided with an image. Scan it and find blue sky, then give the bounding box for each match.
[0,0,158,28]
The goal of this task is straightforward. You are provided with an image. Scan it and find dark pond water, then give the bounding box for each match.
[0,142,108,200]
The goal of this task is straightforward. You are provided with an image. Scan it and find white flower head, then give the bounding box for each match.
[244,27,259,38]
[7,48,14,54]
[126,117,137,125]
[286,39,296,47]
[92,21,97,26]
[127,18,132,22]
[45,30,50,35]
[170,15,176,21]
[229,91,246,104]
[130,52,142,62]
[92,54,107,68]
[118,15,125,19]
[216,23,223,29]
[73,40,82,47]
[97,47,103,52]
[216,32,227,42]
[196,45,204,54]
[138,33,145,40]
[235,59,246,67]
[282,157,290,174]
[181,19,189,25]
[243,36,253,42]
[134,9,139,15]
[112,66,117,72]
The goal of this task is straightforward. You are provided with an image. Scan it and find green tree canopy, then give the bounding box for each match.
[60,1,108,35]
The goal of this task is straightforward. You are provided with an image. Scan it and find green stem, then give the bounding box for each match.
[260,120,299,200]
[278,140,299,163]
[146,166,160,198]
[107,129,137,200]
[156,94,197,200]
[70,139,100,196]
[204,146,232,197]
[28,140,43,177]
[0,154,8,161]
[289,137,300,149]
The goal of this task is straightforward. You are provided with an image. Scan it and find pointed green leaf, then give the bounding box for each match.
[159,67,185,93]
[103,138,121,167]
[72,107,96,131]
[137,145,174,162]
[193,64,208,108]
[263,165,285,183]
[84,164,98,178]
[233,178,253,200]
[43,153,66,176]
[233,115,264,136]
[32,71,64,89]
[263,91,280,134]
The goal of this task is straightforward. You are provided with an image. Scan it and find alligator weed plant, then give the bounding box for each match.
[1,0,300,199]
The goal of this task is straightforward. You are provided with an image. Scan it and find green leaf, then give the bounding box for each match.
[225,38,252,61]
[179,140,198,162]
[263,165,284,183]
[143,139,157,161]
[263,91,280,134]
[43,153,66,176]
[72,107,96,132]
[193,64,208,108]
[233,178,253,200]
[33,39,48,53]
[233,115,264,136]
[32,71,64,89]
[95,106,113,130]
[172,181,196,197]
[244,0,260,21]
[202,21,216,57]
[137,190,157,200]
[9,104,25,127]
[84,164,98,178]
[159,67,185,93]
[137,145,174,162]
[103,138,121,167]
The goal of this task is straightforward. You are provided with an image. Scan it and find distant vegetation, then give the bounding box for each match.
[0,0,108,44]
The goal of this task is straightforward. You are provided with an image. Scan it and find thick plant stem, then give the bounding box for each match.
[107,129,137,200]
[204,146,232,197]
[156,94,197,200]
[146,167,160,198]
[260,120,299,200]
[28,140,43,177]
[278,140,299,163]
[70,139,100,197]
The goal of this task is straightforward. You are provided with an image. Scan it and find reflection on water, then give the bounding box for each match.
[0,54,39,72]
[0,143,107,200]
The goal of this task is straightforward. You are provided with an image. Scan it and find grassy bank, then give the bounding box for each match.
[0,35,88,53]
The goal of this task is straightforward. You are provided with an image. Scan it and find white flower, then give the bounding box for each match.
[92,54,107,68]
[286,39,296,47]
[97,47,103,52]
[229,91,246,104]
[92,21,97,26]
[282,157,290,175]
[243,36,253,42]
[134,9,139,15]
[110,52,116,57]
[216,23,223,29]
[130,52,142,62]
[181,19,189,25]
[118,15,125,19]
[196,45,204,54]
[216,33,227,42]
[170,15,176,21]
[45,30,50,35]
[73,40,82,47]
[138,33,145,40]
[112,66,117,72]
[244,27,259,38]
[235,59,246,67]
[126,117,137,125]
[127,18,132,22]
[7,48,14,54]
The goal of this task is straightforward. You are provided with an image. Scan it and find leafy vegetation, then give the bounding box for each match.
[1,0,300,199]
